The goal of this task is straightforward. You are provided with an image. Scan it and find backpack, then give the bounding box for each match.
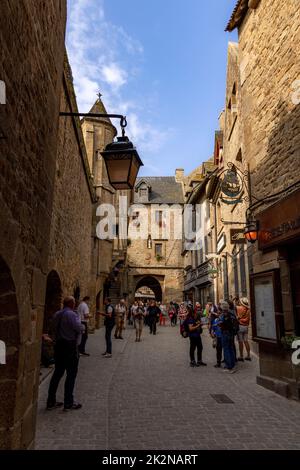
[221,313,239,335]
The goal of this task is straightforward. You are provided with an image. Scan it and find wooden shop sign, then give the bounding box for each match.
[230,228,246,244]
[258,189,300,250]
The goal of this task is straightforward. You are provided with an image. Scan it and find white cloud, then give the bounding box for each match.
[66,0,171,165]
[66,0,141,110]
[101,63,127,88]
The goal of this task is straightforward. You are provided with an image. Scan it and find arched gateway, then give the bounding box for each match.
[134,276,163,302]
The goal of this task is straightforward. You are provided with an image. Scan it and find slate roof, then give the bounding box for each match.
[134,176,184,204]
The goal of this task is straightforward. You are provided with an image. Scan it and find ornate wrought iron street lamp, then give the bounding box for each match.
[59,111,143,190]
[100,117,143,190]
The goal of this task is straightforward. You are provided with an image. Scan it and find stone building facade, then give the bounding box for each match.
[81,98,131,324]
[207,42,250,305]
[0,0,67,449]
[183,161,216,305]
[126,172,185,304]
[226,0,300,398]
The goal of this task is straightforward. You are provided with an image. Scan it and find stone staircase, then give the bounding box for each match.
[109,279,122,306]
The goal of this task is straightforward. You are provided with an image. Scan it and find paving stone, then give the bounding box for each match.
[35,325,300,450]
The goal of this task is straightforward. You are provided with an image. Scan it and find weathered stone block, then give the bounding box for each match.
[31,269,47,307]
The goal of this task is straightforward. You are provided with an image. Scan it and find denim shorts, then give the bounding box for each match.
[237,324,249,341]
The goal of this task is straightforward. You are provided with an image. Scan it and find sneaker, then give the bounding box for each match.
[102,351,107,356]
[190,361,197,367]
[214,364,221,368]
[229,368,238,374]
[119,336,124,340]
[245,357,252,361]
[197,361,207,366]
[237,357,244,362]
[80,352,90,356]
[103,353,112,358]
[46,402,63,410]
[63,403,82,411]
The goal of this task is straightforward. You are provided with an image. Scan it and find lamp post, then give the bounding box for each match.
[59,111,143,190]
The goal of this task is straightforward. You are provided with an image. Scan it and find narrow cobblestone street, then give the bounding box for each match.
[36,324,300,450]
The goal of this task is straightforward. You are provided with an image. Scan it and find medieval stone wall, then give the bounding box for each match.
[47,60,96,310]
[215,42,250,302]
[238,0,300,198]
[236,0,300,395]
[127,207,184,304]
[0,0,67,449]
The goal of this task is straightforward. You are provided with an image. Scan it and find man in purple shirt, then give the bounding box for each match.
[47,296,84,411]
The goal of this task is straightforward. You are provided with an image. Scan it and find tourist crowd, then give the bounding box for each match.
[42,293,251,412]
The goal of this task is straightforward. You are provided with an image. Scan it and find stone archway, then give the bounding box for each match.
[43,270,62,334]
[135,276,163,302]
[0,256,20,448]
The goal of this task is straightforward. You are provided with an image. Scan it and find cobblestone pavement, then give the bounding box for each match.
[36,324,300,450]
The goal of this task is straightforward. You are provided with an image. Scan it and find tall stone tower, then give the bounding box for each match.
[81,98,118,321]
[81,97,117,197]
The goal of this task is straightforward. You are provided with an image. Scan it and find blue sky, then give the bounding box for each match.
[66,0,238,176]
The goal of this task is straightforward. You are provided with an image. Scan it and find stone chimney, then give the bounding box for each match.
[175,168,184,182]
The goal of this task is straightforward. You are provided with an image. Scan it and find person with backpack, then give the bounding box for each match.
[100,297,115,358]
[210,311,223,368]
[185,305,207,368]
[147,300,161,335]
[114,298,127,340]
[218,300,238,373]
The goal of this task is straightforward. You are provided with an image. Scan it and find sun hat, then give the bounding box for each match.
[240,297,249,308]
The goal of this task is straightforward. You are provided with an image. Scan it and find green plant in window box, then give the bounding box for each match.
[281,335,300,350]
[156,254,163,262]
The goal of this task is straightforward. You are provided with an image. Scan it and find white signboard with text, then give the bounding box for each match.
[254,277,277,340]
